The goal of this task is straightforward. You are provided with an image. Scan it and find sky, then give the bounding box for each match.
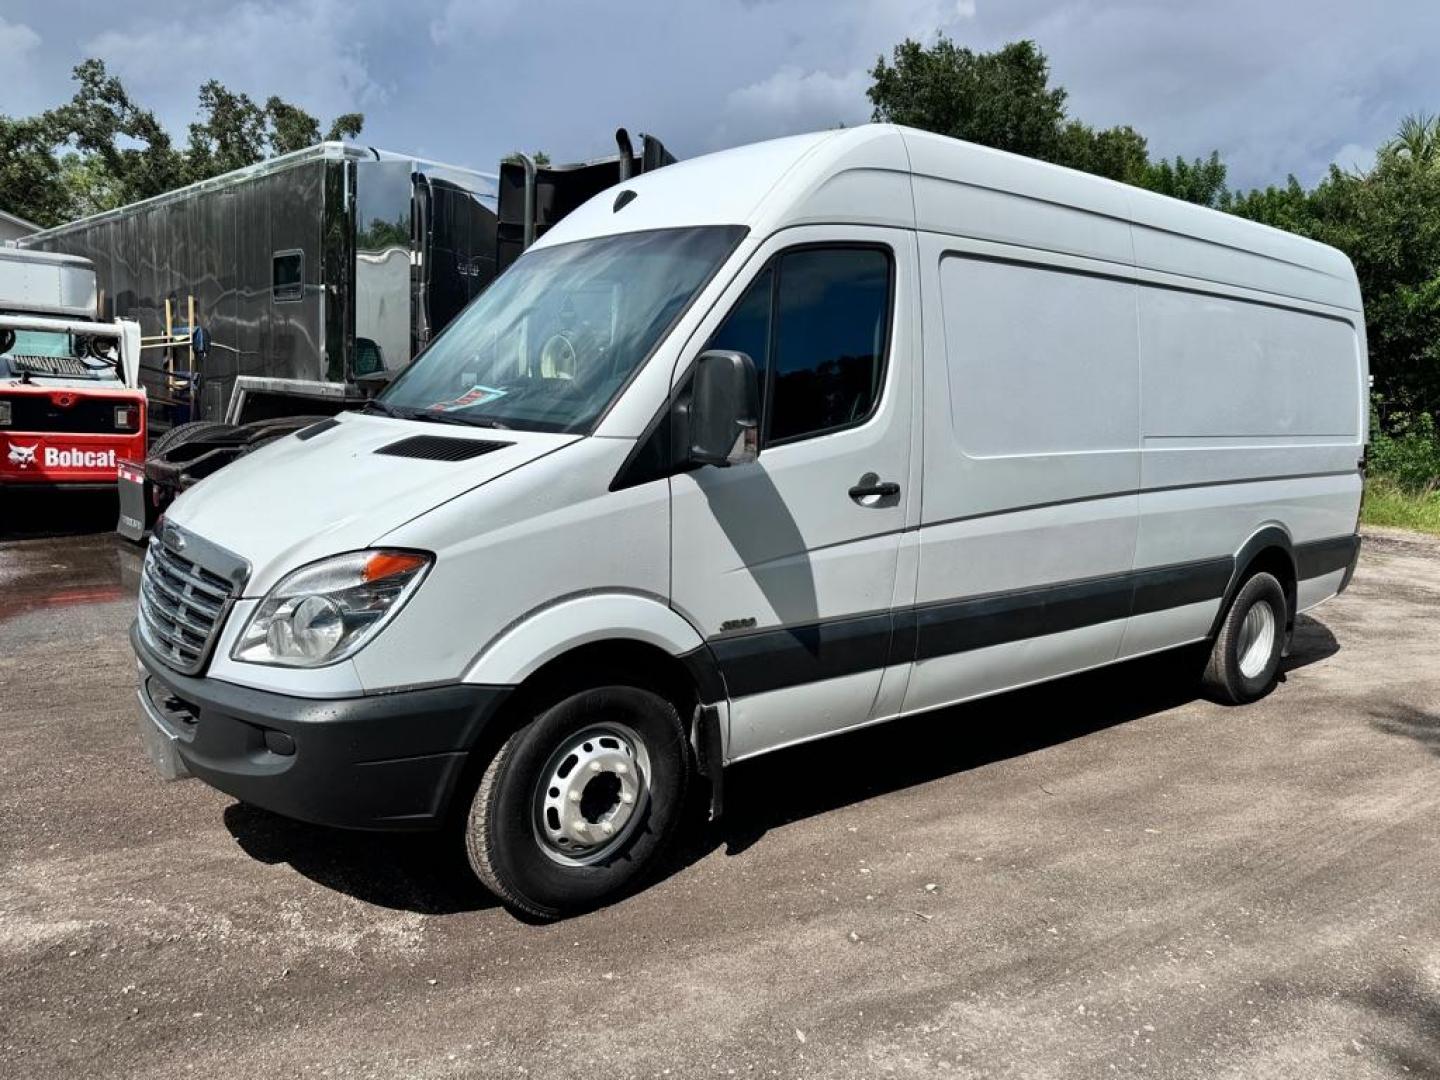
[1,1,1434,192]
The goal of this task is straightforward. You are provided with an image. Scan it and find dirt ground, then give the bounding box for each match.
[2,492,1438,1079]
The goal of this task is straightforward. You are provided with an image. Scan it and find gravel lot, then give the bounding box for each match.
[2,494,1438,1079]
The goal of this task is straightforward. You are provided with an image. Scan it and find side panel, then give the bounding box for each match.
[904,233,1140,715]
[262,161,327,384]
[1123,274,1365,653]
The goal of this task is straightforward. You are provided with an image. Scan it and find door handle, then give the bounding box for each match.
[848,476,901,501]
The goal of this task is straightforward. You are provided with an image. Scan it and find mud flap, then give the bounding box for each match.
[691,703,725,822]
[116,459,151,542]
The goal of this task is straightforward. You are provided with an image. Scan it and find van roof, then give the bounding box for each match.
[535,123,1360,313]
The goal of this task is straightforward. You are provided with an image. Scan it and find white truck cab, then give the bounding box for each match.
[133,125,1366,918]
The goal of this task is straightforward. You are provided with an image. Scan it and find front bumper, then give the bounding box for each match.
[132,623,512,830]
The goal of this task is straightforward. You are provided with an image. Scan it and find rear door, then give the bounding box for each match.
[670,226,921,760]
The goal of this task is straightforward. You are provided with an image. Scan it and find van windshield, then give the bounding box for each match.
[380,225,745,433]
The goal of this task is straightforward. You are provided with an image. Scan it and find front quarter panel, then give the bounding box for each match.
[352,435,672,692]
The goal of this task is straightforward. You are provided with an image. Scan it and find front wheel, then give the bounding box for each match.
[1201,571,1287,704]
[464,685,690,919]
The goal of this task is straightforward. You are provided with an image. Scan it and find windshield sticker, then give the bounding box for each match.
[430,385,507,412]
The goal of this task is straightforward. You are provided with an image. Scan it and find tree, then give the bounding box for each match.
[0,59,365,226]
[869,38,1067,162]
[1053,121,1150,184]
[0,116,67,227]
[504,150,552,167]
[868,36,1231,208]
[1140,151,1229,208]
[187,80,268,178]
[44,58,188,208]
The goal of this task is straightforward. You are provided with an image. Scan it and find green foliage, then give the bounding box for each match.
[1369,411,1440,493]
[869,38,1067,162]
[1139,151,1229,208]
[0,59,364,227]
[1361,478,1440,534]
[0,115,66,227]
[868,35,1229,207]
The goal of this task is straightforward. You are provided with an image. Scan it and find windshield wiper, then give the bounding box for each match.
[407,409,511,429]
[361,399,409,419]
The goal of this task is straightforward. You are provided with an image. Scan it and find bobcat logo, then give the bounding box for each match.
[6,442,38,470]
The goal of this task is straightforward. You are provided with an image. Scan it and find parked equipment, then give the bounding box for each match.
[131,124,1367,918]
[22,130,672,537]
[0,248,146,493]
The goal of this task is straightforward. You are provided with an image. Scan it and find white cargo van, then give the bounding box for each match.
[133,124,1366,918]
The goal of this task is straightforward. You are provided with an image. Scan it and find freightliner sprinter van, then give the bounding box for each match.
[133,125,1366,918]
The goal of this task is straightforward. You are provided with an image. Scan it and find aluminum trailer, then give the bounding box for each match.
[21,129,672,538]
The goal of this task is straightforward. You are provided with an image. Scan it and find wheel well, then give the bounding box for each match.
[1237,545,1298,632]
[447,639,705,822]
[511,639,701,720]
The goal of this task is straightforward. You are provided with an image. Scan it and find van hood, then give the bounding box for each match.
[164,412,576,595]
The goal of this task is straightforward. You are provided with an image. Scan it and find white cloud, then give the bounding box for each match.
[0,16,40,58]
[0,17,44,113]
[1330,142,1376,177]
[719,65,871,142]
[429,0,521,45]
[82,1,387,136]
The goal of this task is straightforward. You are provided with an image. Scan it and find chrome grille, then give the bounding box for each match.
[137,526,246,675]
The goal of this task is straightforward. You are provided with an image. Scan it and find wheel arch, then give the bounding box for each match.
[1209,524,1299,638]
[463,591,713,689]
[448,594,728,824]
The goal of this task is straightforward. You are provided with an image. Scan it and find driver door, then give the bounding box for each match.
[670,226,920,761]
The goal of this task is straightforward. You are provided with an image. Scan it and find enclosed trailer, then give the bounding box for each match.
[22,143,499,429]
[20,131,673,537]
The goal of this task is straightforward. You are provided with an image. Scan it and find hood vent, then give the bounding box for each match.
[375,434,512,461]
[295,417,341,441]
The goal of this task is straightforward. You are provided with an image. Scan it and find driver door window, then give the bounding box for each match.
[704,246,892,445]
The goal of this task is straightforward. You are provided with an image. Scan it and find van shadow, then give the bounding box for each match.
[681,612,1340,863]
[221,615,1339,916]
[222,802,497,915]
[693,463,819,628]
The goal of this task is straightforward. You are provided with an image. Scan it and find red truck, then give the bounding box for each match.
[0,249,146,493]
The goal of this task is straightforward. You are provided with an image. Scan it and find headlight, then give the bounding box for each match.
[232,550,431,667]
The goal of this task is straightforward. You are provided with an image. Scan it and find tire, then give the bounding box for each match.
[1201,571,1287,704]
[465,685,690,920]
[149,420,236,456]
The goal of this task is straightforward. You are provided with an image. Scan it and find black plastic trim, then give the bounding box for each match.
[1295,534,1361,580]
[710,611,892,698]
[133,623,512,831]
[1207,527,1296,639]
[677,642,728,705]
[710,555,1237,699]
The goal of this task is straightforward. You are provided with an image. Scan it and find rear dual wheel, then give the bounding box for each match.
[464,685,690,920]
[1201,571,1287,704]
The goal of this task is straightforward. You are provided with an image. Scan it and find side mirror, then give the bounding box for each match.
[683,349,760,467]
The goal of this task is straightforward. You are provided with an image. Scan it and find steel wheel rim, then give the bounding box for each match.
[1237,599,1277,678]
[532,722,651,867]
